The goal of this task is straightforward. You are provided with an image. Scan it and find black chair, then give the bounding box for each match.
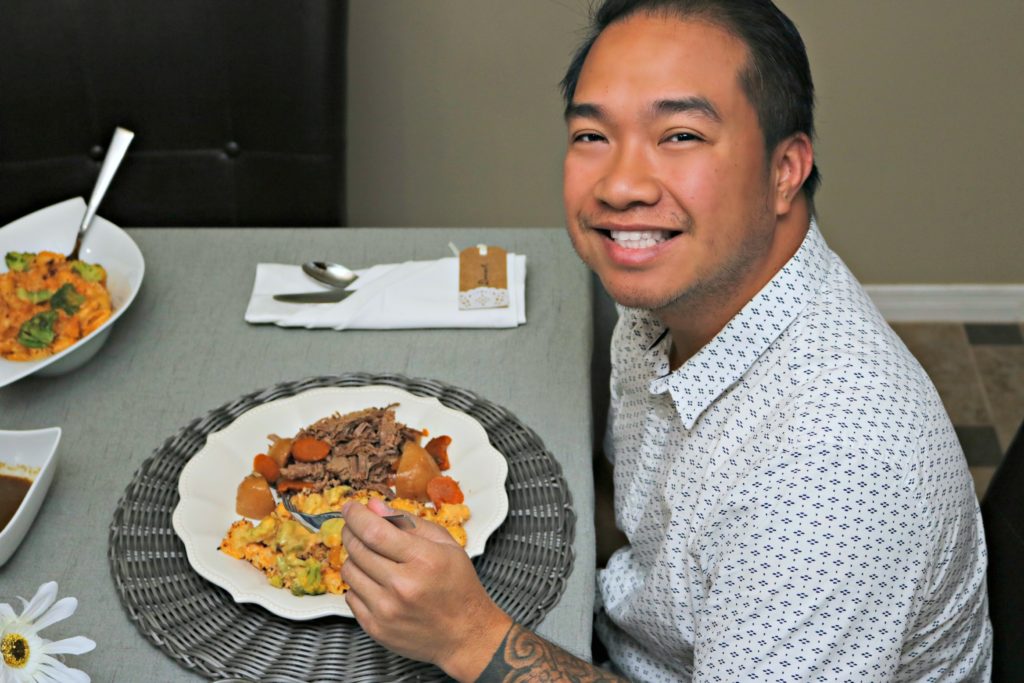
[0,0,347,227]
[980,420,1024,681]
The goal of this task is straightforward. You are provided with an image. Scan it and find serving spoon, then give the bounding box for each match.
[70,127,135,260]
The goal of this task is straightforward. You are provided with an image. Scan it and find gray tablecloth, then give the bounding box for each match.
[0,227,595,681]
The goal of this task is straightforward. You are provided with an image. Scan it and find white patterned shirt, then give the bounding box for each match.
[595,222,991,682]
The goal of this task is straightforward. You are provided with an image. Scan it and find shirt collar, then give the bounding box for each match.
[634,219,832,429]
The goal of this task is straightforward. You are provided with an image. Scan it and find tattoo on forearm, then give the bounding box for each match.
[477,623,628,682]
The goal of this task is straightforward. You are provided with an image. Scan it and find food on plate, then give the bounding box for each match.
[252,453,280,483]
[235,473,276,519]
[244,404,422,499]
[426,474,465,509]
[290,437,330,462]
[221,404,469,596]
[425,434,452,469]
[220,488,470,596]
[0,251,112,361]
[394,440,441,501]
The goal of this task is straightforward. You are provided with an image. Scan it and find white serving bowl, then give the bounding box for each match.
[0,427,61,567]
[0,198,145,386]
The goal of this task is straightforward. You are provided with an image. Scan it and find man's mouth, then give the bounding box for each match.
[600,229,676,249]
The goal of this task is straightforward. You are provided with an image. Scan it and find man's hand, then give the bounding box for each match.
[341,498,513,681]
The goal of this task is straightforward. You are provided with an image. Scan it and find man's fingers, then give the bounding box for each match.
[366,497,394,516]
[346,499,460,552]
[342,501,414,562]
[343,523,401,585]
[344,585,381,639]
[341,542,389,607]
[411,516,462,546]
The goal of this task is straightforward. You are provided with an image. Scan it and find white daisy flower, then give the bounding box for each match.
[0,582,95,683]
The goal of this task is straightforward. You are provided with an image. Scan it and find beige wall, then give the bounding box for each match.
[347,0,1023,284]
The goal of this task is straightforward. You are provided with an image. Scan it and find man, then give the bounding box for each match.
[341,1,992,680]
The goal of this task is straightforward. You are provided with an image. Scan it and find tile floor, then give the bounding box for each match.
[890,322,1024,500]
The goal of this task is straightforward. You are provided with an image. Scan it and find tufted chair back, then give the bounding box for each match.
[0,0,347,227]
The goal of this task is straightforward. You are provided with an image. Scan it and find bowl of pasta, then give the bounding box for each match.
[0,198,144,387]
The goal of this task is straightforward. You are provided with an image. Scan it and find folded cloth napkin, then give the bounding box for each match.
[245,254,526,329]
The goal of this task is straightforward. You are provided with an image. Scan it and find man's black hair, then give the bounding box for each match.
[561,0,821,201]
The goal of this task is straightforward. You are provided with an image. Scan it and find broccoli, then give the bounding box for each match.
[16,311,58,349]
[5,252,36,272]
[70,260,106,283]
[15,287,54,304]
[50,283,85,315]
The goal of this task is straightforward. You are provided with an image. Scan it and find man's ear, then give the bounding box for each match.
[772,132,814,215]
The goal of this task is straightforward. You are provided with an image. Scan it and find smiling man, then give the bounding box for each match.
[340,1,991,681]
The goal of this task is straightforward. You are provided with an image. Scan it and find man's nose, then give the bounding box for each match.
[593,144,661,210]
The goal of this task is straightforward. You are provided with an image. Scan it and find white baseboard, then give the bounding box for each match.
[865,285,1024,323]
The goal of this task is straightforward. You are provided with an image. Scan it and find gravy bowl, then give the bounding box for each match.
[0,427,61,567]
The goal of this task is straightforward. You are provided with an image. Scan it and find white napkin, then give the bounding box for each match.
[244,254,526,329]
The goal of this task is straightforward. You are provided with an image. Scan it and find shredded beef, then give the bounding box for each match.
[279,461,326,480]
[286,404,414,492]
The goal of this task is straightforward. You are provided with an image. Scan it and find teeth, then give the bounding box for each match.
[609,230,672,249]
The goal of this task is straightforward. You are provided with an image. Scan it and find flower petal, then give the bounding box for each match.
[41,635,96,656]
[20,582,58,622]
[0,602,15,622]
[36,654,91,683]
[32,597,78,632]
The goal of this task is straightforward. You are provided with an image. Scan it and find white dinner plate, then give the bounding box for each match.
[171,385,510,620]
[0,198,145,386]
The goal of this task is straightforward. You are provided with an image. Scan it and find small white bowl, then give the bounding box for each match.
[0,197,145,386]
[0,427,61,567]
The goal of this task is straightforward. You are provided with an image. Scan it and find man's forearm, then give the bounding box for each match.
[476,623,628,682]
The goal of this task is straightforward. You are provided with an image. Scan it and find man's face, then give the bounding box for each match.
[563,14,778,312]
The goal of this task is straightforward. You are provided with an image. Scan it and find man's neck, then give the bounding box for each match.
[661,205,811,371]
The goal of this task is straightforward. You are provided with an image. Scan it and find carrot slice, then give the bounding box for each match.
[291,437,331,462]
[426,475,464,509]
[253,453,280,483]
[425,435,452,470]
[276,479,317,494]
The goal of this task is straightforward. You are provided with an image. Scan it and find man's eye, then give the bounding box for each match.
[665,132,701,143]
[573,132,606,143]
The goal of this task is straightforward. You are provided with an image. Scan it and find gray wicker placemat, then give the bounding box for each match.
[108,373,576,682]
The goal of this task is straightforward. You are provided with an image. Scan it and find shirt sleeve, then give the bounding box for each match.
[692,443,933,682]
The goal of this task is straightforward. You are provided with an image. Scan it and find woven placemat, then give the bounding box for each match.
[108,373,576,682]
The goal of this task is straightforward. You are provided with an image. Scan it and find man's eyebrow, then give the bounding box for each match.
[652,97,721,123]
[564,102,606,122]
[564,98,722,123]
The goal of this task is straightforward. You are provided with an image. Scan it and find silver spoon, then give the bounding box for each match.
[70,127,134,260]
[302,261,358,288]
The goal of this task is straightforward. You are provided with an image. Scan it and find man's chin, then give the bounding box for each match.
[601,282,680,311]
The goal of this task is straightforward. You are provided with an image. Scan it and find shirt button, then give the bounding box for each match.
[224,141,240,158]
[89,145,105,161]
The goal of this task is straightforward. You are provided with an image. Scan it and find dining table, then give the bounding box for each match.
[0,226,596,681]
